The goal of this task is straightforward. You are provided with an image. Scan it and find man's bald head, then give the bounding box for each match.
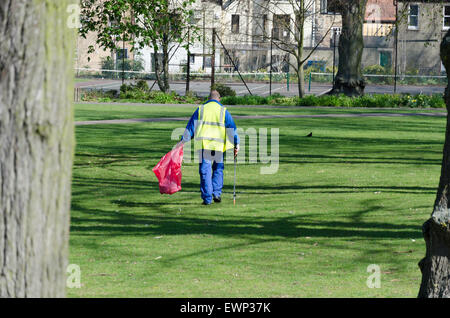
[209,90,221,101]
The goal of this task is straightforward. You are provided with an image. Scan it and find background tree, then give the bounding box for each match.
[0,0,76,297]
[80,0,196,93]
[418,29,450,298]
[244,0,336,98]
[328,0,368,96]
[268,0,336,97]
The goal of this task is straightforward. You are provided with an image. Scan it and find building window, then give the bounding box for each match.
[263,14,268,36]
[205,56,212,68]
[116,49,128,60]
[444,5,450,30]
[320,0,337,14]
[408,4,419,30]
[255,15,267,36]
[332,27,341,37]
[231,15,240,34]
[331,26,341,47]
[320,0,327,13]
[189,54,195,64]
[273,14,290,41]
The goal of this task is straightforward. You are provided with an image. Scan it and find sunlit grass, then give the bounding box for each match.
[68,104,444,297]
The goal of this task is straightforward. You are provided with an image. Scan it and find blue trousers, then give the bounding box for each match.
[199,150,224,204]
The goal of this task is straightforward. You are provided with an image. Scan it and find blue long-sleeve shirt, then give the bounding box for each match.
[181,99,240,146]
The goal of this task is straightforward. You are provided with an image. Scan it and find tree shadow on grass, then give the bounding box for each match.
[72,172,438,195]
[279,152,442,166]
[70,199,423,240]
[70,171,429,274]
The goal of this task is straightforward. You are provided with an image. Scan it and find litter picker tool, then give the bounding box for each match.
[233,153,237,205]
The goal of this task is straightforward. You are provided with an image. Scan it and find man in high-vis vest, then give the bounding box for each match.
[180,90,240,205]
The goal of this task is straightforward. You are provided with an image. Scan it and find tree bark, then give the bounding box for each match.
[153,44,166,92]
[0,0,75,297]
[296,12,305,98]
[418,30,450,298]
[329,0,367,97]
[297,63,305,98]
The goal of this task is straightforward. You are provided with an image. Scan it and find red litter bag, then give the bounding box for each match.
[152,144,184,194]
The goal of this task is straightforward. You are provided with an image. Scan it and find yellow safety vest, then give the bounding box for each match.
[194,101,235,152]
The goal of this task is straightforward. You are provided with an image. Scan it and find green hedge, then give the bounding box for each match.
[81,83,445,108]
[221,93,445,108]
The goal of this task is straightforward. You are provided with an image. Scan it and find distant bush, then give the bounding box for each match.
[363,65,393,85]
[211,83,236,97]
[82,89,118,102]
[100,57,145,80]
[221,93,445,108]
[81,84,445,109]
[135,80,149,91]
[82,82,202,104]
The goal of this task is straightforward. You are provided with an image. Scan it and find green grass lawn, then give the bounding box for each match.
[75,102,446,122]
[69,103,445,297]
[75,78,95,83]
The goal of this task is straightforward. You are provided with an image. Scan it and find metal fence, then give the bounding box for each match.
[75,25,448,99]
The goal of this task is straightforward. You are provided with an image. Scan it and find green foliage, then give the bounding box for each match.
[119,80,149,99]
[81,89,117,102]
[80,0,197,51]
[82,82,445,109]
[100,57,115,71]
[135,79,149,91]
[84,82,203,104]
[220,93,445,108]
[363,65,393,85]
[80,0,198,91]
[306,65,446,86]
[100,57,145,79]
[304,63,329,80]
[211,83,236,97]
[364,65,390,75]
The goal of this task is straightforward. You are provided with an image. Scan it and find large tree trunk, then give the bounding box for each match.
[418,30,450,298]
[329,0,367,97]
[296,12,305,98]
[296,8,306,98]
[0,0,75,297]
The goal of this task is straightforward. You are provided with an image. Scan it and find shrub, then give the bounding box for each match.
[81,89,117,102]
[100,57,145,80]
[221,93,444,108]
[363,65,393,85]
[428,94,446,108]
[211,83,236,97]
[82,85,445,109]
[135,80,149,91]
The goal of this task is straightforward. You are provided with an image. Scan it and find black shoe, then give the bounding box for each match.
[202,201,212,206]
[213,196,221,203]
